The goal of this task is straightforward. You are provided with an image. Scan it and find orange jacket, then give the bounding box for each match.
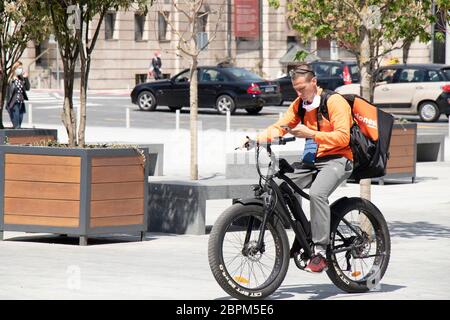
[257,90,353,161]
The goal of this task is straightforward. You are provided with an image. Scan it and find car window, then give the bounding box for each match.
[313,64,331,77]
[200,69,227,82]
[225,68,262,81]
[330,65,343,77]
[174,70,190,83]
[441,68,450,81]
[397,69,425,83]
[425,70,443,82]
[376,68,397,83]
[350,65,359,76]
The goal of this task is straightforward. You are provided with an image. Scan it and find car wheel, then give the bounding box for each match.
[216,95,236,115]
[419,101,440,122]
[245,107,263,115]
[137,91,157,111]
[169,106,182,112]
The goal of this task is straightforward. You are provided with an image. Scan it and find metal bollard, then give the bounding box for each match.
[126,108,130,128]
[176,109,180,131]
[27,103,32,127]
[226,110,231,132]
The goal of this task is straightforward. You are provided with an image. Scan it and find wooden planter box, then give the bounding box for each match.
[0,146,149,245]
[378,123,417,184]
[0,128,58,145]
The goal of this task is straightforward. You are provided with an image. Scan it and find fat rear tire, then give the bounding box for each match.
[326,198,391,293]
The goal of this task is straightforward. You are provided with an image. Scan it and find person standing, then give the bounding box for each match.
[6,61,30,129]
[149,51,162,80]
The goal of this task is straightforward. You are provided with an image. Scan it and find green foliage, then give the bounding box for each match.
[294,50,309,62]
[283,0,439,56]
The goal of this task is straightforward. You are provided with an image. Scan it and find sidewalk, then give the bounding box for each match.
[0,161,449,299]
[0,125,449,299]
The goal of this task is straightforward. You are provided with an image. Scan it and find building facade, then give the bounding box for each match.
[21,0,439,90]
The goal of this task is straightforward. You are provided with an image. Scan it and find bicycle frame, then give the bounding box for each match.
[246,139,366,260]
[249,139,314,259]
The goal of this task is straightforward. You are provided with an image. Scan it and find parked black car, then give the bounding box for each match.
[131,65,282,115]
[275,60,360,103]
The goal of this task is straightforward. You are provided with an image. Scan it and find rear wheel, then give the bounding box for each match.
[245,107,263,115]
[326,197,391,293]
[419,101,440,122]
[208,204,290,300]
[216,95,236,115]
[137,91,157,111]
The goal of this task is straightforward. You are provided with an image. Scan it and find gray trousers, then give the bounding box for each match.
[278,157,353,248]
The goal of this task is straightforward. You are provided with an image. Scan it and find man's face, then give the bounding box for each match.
[291,76,317,103]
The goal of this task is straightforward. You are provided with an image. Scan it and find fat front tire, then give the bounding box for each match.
[326,197,391,293]
[208,203,290,300]
[137,91,157,111]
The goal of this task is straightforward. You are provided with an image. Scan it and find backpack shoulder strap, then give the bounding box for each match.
[299,100,306,123]
[318,89,335,121]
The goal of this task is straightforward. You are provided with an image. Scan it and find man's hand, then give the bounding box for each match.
[237,136,256,150]
[288,124,316,139]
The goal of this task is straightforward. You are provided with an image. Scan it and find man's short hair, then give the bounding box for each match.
[289,63,316,82]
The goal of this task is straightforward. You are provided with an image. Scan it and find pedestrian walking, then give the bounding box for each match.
[5,61,30,129]
[148,51,162,80]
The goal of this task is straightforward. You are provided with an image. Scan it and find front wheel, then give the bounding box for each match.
[137,91,157,111]
[326,197,391,293]
[208,203,290,300]
[216,95,236,115]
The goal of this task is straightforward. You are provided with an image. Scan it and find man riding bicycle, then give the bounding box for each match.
[241,63,354,273]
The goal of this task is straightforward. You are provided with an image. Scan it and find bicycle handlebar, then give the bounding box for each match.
[235,136,296,151]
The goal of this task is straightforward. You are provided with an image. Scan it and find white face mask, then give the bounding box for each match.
[15,68,23,76]
[302,94,321,112]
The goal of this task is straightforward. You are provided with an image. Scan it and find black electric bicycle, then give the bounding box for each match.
[208,137,390,299]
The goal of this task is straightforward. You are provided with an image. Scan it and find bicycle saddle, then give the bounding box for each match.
[278,158,295,173]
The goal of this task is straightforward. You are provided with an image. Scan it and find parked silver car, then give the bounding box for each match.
[336,64,450,122]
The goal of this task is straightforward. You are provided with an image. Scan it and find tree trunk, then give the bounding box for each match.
[402,41,412,64]
[78,49,89,148]
[0,77,7,129]
[62,60,77,147]
[190,58,199,180]
[359,24,372,201]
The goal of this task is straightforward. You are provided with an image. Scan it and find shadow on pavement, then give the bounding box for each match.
[215,283,405,300]
[5,234,158,246]
[271,283,405,300]
[388,221,450,239]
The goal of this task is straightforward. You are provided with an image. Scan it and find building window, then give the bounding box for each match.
[196,12,208,50]
[287,36,297,47]
[135,14,146,41]
[158,12,169,41]
[105,12,116,40]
